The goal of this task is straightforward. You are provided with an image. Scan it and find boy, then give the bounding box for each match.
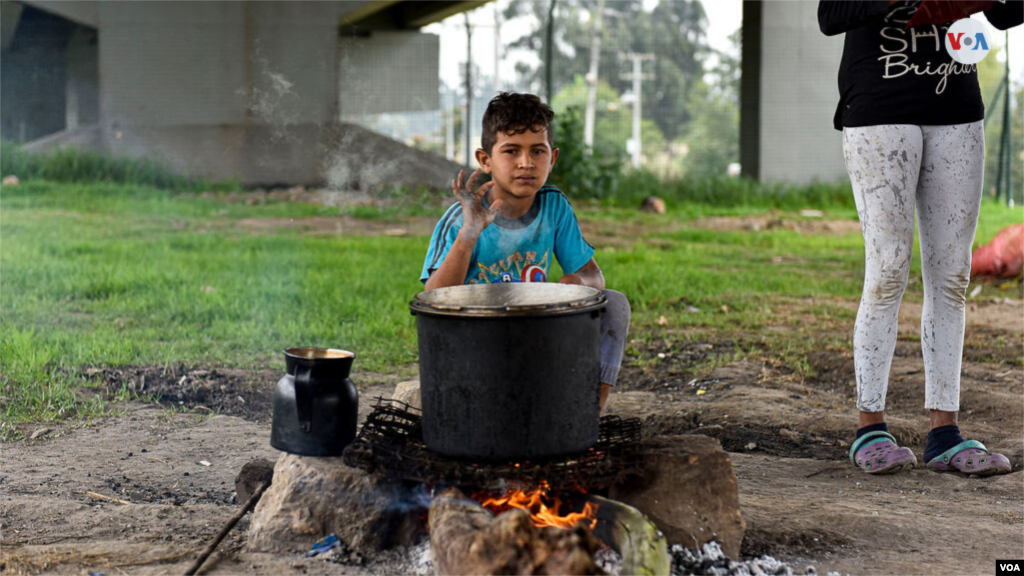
[420,92,630,412]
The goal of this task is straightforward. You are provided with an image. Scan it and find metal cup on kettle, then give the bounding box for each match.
[270,347,359,456]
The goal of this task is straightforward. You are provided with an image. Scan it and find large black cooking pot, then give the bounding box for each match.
[410,283,606,461]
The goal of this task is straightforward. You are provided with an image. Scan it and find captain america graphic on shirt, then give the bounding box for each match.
[473,250,550,284]
[420,187,594,286]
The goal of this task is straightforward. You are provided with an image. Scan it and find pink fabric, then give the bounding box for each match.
[905,0,994,28]
[971,224,1024,279]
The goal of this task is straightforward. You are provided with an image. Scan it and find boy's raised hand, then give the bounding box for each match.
[453,169,502,237]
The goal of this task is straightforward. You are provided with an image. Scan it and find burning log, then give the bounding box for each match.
[586,494,670,576]
[429,487,605,576]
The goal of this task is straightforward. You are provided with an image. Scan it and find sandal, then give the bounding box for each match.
[850,431,917,474]
[925,440,1011,477]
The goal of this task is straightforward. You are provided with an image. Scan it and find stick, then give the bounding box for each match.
[86,491,132,505]
[183,481,268,576]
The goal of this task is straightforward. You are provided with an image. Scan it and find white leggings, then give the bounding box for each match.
[842,122,985,413]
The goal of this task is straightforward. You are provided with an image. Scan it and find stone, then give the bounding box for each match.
[393,380,422,411]
[235,458,274,502]
[640,196,666,214]
[610,435,745,559]
[779,428,803,445]
[248,453,414,557]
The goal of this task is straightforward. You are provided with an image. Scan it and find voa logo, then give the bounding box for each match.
[997,559,1023,575]
[945,18,992,65]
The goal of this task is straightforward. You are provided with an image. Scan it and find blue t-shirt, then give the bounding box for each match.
[420,186,595,285]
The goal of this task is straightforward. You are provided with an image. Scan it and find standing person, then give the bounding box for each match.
[818,0,1022,475]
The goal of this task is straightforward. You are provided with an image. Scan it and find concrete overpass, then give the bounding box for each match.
[0,1,486,188]
[2,0,850,187]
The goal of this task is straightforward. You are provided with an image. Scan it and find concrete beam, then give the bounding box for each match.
[399,1,489,28]
[339,0,402,26]
[20,0,97,27]
[0,1,24,51]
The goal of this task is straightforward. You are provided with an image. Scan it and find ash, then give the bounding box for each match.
[313,537,842,576]
[595,546,623,576]
[670,542,840,576]
[322,540,433,575]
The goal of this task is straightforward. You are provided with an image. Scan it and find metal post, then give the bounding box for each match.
[445,90,454,160]
[465,13,473,167]
[620,53,654,169]
[994,74,1007,198]
[546,0,556,105]
[631,56,641,168]
[1004,31,1012,206]
[584,0,605,149]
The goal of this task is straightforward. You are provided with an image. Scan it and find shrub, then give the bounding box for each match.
[549,106,621,200]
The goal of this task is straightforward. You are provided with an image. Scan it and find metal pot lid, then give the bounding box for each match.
[410,283,607,318]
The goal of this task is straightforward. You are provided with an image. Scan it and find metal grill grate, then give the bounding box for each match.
[342,397,644,491]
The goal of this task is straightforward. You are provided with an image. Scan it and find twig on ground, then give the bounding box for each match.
[0,534,95,546]
[804,465,848,478]
[183,480,269,576]
[86,491,132,505]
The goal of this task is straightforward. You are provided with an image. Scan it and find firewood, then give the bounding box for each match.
[429,487,605,576]
[586,494,670,576]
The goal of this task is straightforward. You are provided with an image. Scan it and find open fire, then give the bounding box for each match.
[473,481,599,530]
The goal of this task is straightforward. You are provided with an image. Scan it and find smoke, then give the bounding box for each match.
[321,35,417,194]
[322,37,376,192]
[238,40,301,143]
[321,128,406,193]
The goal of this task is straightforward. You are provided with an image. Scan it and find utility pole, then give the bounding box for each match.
[545,0,556,105]
[584,0,605,150]
[465,13,473,167]
[445,89,454,160]
[619,52,655,169]
[494,4,501,96]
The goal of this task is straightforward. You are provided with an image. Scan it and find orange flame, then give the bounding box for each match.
[474,481,599,530]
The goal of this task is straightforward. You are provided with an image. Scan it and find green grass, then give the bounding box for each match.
[0,141,236,191]
[2,178,1020,427]
[603,170,859,211]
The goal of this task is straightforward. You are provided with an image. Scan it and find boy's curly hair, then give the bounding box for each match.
[481,92,554,154]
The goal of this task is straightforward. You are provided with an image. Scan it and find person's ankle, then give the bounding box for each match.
[856,422,889,439]
[924,425,964,462]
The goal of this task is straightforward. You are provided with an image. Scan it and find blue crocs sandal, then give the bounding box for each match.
[925,440,1011,477]
[850,430,917,474]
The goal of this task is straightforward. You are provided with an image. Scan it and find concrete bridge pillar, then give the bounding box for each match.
[3,0,458,188]
[741,0,847,185]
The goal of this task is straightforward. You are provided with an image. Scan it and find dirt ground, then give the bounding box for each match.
[3,214,1022,576]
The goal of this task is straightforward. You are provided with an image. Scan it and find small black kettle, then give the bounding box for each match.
[270,347,359,456]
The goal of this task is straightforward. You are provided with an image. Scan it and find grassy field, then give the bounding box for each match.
[2,178,1020,431]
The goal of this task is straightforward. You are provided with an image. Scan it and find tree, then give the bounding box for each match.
[679,28,740,178]
[681,80,738,178]
[978,44,1003,188]
[552,74,664,161]
[503,0,709,143]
